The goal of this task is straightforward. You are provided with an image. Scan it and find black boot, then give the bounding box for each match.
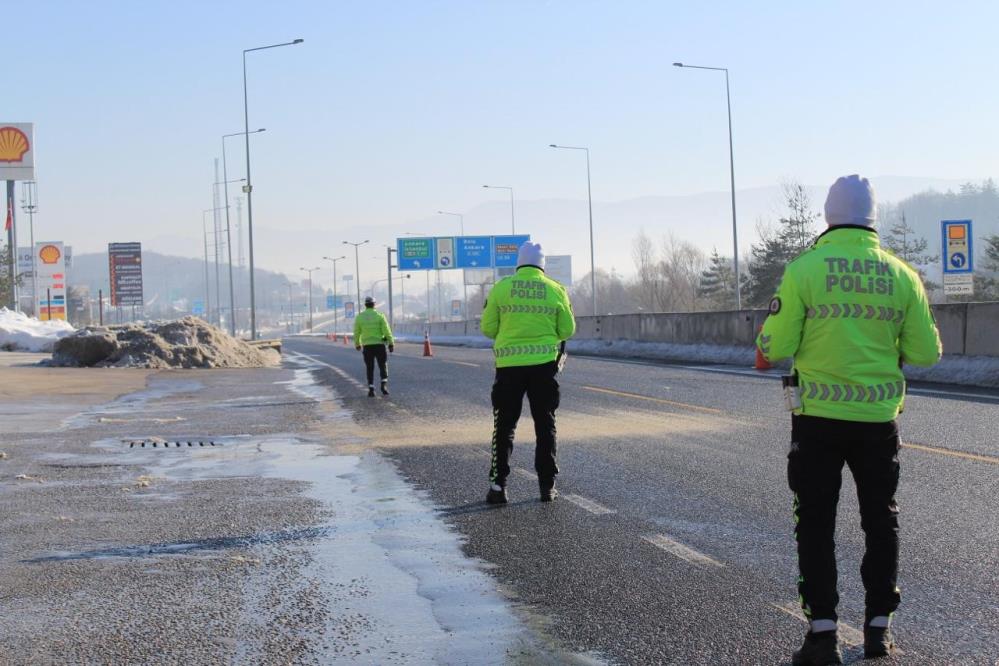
[791,631,842,665]
[864,625,893,658]
[539,479,558,502]
[380,380,389,396]
[486,486,508,504]
[367,386,375,397]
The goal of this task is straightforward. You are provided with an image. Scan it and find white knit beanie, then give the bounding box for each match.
[824,175,876,226]
[517,242,545,269]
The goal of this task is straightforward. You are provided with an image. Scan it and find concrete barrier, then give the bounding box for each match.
[395,301,994,357]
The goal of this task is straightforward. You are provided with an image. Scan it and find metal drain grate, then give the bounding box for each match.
[126,439,219,449]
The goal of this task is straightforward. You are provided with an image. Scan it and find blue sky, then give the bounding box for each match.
[6,0,998,277]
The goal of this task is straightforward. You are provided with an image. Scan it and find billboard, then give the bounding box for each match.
[546,255,572,286]
[35,242,66,320]
[108,242,144,307]
[0,124,35,181]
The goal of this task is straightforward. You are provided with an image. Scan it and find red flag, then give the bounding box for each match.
[3,197,10,232]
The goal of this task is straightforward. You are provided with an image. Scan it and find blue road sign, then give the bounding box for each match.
[456,236,493,268]
[493,235,531,267]
[942,220,973,274]
[397,238,435,270]
[345,301,356,319]
[192,299,205,315]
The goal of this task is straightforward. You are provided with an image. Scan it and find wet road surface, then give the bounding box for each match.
[285,336,999,665]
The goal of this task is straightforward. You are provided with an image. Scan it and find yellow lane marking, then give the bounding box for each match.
[902,441,999,465]
[580,385,723,415]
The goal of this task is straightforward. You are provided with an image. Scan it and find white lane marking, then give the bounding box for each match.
[513,468,536,480]
[444,360,481,368]
[288,351,367,391]
[680,364,784,379]
[641,533,724,568]
[772,603,868,648]
[562,494,616,515]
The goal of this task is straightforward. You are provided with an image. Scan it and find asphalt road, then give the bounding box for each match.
[285,336,999,666]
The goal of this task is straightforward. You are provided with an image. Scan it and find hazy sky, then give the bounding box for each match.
[6,0,998,280]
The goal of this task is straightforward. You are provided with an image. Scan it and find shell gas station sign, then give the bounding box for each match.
[35,241,67,320]
[0,123,35,181]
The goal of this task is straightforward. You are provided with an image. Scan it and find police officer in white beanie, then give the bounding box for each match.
[758,174,941,664]
[480,241,576,503]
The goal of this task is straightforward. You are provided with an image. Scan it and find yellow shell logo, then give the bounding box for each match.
[39,244,61,264]
[0,127,30,163]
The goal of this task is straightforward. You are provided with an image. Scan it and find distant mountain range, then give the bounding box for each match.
[118,176,984,283]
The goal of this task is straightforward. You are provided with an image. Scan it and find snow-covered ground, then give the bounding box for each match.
[397,333,999,388]
[0,308,75,352]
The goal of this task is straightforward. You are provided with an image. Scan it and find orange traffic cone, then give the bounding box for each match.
[343,334,349,345]
[423,331,434,357]
[755,326,772,370]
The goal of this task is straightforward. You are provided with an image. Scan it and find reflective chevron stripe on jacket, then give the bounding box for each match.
[802,380,906,403]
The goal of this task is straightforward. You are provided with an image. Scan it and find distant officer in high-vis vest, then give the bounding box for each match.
[354,296,394,397]
[758,175,941,665]
[481,242,576,504]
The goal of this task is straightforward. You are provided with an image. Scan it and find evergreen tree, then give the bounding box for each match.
[745,181,820,306]
[882,210,937,267]
[698,248,736,310]
[975,234,999,300]
[881,209,939,289]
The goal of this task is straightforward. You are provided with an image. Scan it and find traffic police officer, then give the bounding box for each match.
[354,296,394,397]
[481,242,576,503]
[758,175,941,664]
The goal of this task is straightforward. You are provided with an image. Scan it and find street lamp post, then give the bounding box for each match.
[385,246,396,327]
[343,240,369,308]
[322,255,346,335]
[243,38,304,339]
[482,185,515,233]
[201,212,212,322]
[673,61,742,310]
[370,274,410,326]
[212,177,246,334]
[437,210,468,318]
[300,266,320,331]
[549,144,597,315]
[223,128,265,335]
[203,207,225,327]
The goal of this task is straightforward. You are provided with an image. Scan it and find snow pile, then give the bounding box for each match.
[51,317,280,369]
[0,308,76,352]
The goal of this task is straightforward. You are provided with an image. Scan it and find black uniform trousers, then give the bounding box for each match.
[788,414,902,624]
[490,361,560,488]
[362,344,388,386]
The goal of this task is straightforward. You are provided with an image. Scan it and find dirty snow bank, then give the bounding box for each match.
[50,316,280,369]
[0,308,76,352]
[398,333,999,388]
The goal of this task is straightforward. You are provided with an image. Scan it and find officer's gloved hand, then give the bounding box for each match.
[355,345,361,351]
[388,344,395,353]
